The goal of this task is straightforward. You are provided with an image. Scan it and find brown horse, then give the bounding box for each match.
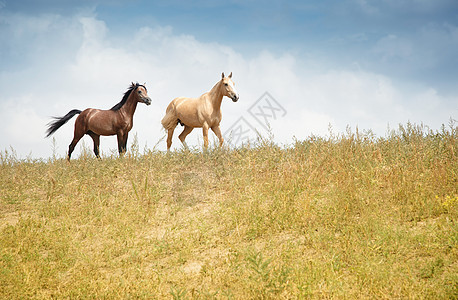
[161,72,239,151]
[46,83,151,160]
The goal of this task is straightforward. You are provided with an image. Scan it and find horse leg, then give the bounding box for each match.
[166,127,176,151]
[87,131,101,158]
[211,125,224,147]
[117,132,128,156]
[202,123,209,149]
[68,130,85,160]
[123,134,128,154]
[179,125,193,149]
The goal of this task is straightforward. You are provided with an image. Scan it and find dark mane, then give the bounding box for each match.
[110,82,147,111]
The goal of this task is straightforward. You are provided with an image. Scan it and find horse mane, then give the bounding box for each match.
[110,82,147,111]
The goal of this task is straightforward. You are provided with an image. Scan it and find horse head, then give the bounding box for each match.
[221,72,239,102]
[132,82,152,106]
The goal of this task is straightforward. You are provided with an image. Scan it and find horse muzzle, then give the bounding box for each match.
[231,94,239,102]
[142,97,152,105]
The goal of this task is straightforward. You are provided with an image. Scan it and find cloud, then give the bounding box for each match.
[353,0,458,16]
[373,34,412,61]
[1,97,47,144]
[0,11,456,159]
[373,23,458,65]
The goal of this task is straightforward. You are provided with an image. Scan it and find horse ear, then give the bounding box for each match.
[228,72,232,78]
[222,72,225,79]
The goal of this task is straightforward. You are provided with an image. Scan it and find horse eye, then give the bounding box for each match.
[224,83,228,86]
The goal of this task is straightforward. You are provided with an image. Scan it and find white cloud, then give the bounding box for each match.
[0,12,455,159]
[2,98,47,143]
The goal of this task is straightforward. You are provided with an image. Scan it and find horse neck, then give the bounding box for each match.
[119,93,138,118]
[208,81,224,110]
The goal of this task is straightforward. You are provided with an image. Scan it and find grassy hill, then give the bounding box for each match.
[1,122,457,299]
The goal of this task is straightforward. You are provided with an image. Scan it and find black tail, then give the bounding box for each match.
[46,109,82,137]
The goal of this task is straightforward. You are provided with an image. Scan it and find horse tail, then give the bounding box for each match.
[46,109,82,137]
[161,106,178,130]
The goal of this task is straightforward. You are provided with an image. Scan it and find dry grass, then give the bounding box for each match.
[1,122,457,299]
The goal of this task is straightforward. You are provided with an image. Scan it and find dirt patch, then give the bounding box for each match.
[0,212,20,229]
[182,261,203,275]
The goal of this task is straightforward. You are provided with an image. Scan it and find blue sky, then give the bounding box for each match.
[1,0,457,158]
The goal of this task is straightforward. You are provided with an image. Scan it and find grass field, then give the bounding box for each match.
[1,122,457,299]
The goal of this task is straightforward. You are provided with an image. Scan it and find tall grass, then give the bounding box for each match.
[1,122,457,299]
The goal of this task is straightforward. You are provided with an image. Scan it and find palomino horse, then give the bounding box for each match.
[46,83,151,159]
[161,72,239,151]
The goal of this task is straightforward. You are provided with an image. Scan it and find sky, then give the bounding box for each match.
[1,0,457,159]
